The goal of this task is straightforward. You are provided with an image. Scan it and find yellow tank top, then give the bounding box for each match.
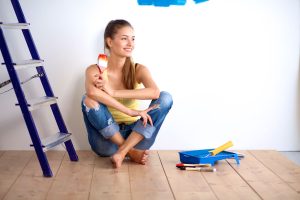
[102,69,140,124]
[108,97,140,124]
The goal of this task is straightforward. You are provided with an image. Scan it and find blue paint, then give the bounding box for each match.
[153,0,171,7]
[194,0,209,4]
[137,0,187,6]
[171,0,186,5]
[137,0,153,5]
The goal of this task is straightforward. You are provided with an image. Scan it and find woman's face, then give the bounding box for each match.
[107,26,135,58]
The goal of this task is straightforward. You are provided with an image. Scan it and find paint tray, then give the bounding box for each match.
[179,149,240,166]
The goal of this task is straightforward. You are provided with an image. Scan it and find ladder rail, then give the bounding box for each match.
[11,0,54,96]
[0,27,53,177]
[11,0,78,162]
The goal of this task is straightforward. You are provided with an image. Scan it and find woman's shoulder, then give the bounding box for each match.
[85,64,99,73]
[85,64,101,80]
[86,64,97,70]
[135,63,152,83]
[136,63,152,73]
[135,63,148,73]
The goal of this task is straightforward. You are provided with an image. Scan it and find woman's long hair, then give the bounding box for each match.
[104,19,136,89]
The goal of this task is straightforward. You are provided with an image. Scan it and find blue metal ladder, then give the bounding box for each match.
[0,0,78,177]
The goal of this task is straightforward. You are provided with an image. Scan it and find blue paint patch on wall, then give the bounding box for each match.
[153,0,172,7]
[137,0,208,6]
[137,0,153,5]
[138,0,186,7]
[194,0,208,4]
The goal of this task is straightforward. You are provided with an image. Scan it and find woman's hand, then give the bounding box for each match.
[93,74,114,96]
[131,104,159,127]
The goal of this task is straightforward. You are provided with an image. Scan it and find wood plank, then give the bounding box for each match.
[0,150,297,199]
[202,156,260,200]
[3,151,65,200]
[89,155,131,200]
[227,150,300,200]
[129,151,174,200]
[249,150,300,193]
[158,150,217,200]
[22,150,65,177]
[0,151,33,199]
[46,150,96,200]
[4,175,53,200]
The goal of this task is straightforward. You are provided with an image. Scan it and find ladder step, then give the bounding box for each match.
[0,22,30,29]
[16,96,58,111]
[31,132,72,152]
[14,59,44,70]
[1,59,44,70]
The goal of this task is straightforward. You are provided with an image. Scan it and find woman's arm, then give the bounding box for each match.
[86,64,159,126]
[112,64,160,100]
[85,65,134,116]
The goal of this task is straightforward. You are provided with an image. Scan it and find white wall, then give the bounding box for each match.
[0,0,299,151]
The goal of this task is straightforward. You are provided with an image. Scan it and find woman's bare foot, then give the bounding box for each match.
[111,152,125,169]
[128,149,149,165]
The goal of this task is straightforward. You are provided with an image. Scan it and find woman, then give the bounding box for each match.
[81,19,173,168]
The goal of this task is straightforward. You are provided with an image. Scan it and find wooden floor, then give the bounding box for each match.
[0,150,299,200]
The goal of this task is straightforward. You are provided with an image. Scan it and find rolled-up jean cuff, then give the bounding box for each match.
[100,122,120,139]
[132,120,156,139]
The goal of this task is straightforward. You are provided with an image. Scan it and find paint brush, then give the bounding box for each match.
[179,166,216,172]
[176,163,211,168]
[97,54,108,74]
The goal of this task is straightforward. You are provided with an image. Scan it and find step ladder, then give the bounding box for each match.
[0,0,78,177]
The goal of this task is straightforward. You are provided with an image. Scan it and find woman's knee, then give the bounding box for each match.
[82,96,108,115]
[158,91,173,110]
[84,96,99,109]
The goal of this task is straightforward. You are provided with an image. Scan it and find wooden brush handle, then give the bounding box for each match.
[185,167,216,172]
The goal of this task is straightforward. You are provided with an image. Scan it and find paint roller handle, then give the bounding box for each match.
[210,141,233,156]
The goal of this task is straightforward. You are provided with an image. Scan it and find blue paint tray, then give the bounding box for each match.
[179,149,240,166]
